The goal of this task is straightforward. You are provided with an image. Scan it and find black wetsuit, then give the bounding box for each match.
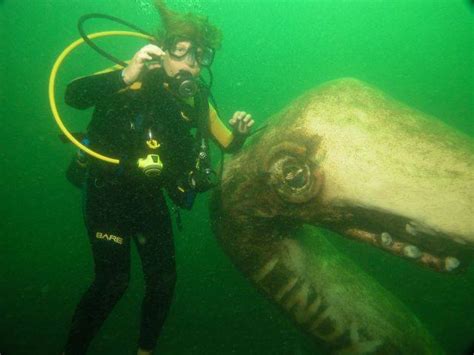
[63,69,240,354]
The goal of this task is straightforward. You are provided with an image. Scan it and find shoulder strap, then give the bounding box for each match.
[194,85,211,139]
[193,86,213,171]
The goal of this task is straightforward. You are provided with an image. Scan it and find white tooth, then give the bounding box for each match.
[380,232,393,246]
[403,245,421,258]
[445,256,460,271]
[406,223,417,236]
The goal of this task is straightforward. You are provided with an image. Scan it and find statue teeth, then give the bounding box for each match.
[380,232,393,247]
[445,256,460,271]
[403,245,421,259]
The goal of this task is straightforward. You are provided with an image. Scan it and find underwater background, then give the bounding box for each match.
[1,0,473,354]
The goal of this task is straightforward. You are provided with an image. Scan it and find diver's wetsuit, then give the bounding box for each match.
[63,68,242,354]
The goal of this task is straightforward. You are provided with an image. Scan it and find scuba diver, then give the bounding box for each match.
[61,1,254,355]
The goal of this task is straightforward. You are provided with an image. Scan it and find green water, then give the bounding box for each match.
[1,0,473,354]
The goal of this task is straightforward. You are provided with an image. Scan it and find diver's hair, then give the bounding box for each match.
[154,0,222,49]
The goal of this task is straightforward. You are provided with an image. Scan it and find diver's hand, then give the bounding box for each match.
[229,111,255,136]
[122,44,165,85]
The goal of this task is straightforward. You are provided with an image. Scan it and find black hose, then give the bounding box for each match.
[77,13,155,67]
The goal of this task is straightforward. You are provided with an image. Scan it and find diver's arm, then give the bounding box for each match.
[64,69,128,110]
[208,106,252,153]
[208,105,233,150]
[222,132,247,154]
[208,105,240,153]
[65,44,165,110]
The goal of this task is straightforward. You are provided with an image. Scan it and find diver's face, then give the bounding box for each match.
[163,41,201,78]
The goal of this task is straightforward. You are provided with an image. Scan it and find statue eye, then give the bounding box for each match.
[264,141,323,204]
[268,155,320,204]
[283,163,308,190]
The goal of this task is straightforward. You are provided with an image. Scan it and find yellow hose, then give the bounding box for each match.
[49,30,154,164]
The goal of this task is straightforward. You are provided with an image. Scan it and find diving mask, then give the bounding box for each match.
[167,39,215,67]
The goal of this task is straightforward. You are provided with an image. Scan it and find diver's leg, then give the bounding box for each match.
[63,181,132,355]
[63,229,131,354]
[134,193,176,353]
